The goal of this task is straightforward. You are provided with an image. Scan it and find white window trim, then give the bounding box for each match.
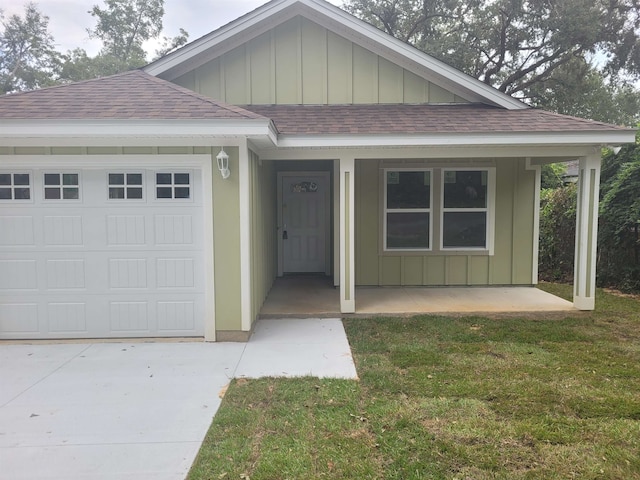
[440,167,495,254]
[42,171,81,202]
[154,171,193,202]
[106,171,145,201]
[383,168,433,252]
[0,171,33,202]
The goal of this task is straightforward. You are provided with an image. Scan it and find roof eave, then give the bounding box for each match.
[274,130,637,148]
[0,119,278,148]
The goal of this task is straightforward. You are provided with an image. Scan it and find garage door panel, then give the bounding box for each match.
[0,166,206,339]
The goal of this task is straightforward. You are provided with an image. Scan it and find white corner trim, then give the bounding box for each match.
[239,140,252,332]
[202,156,217,341]
[526,157,541,285]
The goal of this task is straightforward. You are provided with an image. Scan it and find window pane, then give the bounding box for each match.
[45,188,61,199]
[14,188,30,199]
[443,212,487,248]
[44,174,60,185]
[14,174,30,186]
[109,173,125,185]
[157,187,172,198]
[0,174,10,186]
[443,170,487,208]
[174,173,190,185]
[127,173,142,185]
[387,171,430,209]
[63,188,79,199]
[0,188,11,199]
[387,212,430,249]
[174,187,190,199]
[127,187,143,199]
[156,173,172,184]
[63,173,78,186]
[109,187,125,199]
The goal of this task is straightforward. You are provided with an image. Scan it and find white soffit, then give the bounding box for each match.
[143,0,526,110]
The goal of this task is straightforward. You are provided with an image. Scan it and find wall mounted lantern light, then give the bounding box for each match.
[216,148,230,179]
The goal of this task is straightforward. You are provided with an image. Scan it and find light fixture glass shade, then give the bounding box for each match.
[216,148,230,179]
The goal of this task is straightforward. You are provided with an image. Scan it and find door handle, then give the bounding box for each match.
[283,230,288,240]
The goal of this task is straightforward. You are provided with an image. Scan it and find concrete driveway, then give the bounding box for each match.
[0,318,357,480]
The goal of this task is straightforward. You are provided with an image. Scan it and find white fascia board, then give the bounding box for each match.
[275,130,637,149]
[144,0,300,78]
[0,119,278,147]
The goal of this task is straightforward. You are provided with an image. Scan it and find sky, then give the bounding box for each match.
[3,0,344,58]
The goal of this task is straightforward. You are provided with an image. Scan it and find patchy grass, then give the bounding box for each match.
[188,287,640,480]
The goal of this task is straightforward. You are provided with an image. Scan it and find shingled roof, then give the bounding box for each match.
[0,70,265,121]
[244,104,630,135]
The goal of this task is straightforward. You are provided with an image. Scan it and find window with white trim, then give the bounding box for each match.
[442,169,489,249]
[44,173,79,200]
[0,173,31,200]
[156,172,190,199]
[384,169,432,250]
[108,173,143,199]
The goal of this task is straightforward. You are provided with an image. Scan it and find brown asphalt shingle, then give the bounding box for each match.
[0,70,265,120]
[0,71,631,136]
[244,104,630,135]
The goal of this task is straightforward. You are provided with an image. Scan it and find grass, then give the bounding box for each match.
[188,285,640,479]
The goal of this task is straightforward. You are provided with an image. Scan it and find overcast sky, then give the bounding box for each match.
[4,0,344,57]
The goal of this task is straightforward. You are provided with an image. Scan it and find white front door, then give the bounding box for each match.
[279,172,330,274]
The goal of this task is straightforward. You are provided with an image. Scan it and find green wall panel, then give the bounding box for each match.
[301,18,327,104]
[249,32,274,104]
[224,45,248,105]
[181,16,467,105]
[212,147,242,330]
[378,57,403,103]
[275,20,301,103]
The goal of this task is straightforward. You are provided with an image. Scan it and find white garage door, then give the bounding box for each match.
[0,164,207,339]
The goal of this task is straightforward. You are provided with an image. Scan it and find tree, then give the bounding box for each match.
[344,0,640,119]
[88,0,164,71]
[0,3,61,94]
[598,142,640,291]
[60,0,189,81]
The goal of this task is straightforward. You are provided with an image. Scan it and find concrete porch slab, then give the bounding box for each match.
[259,276,575,317]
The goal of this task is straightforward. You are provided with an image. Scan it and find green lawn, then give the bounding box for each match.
[188,284,640,479]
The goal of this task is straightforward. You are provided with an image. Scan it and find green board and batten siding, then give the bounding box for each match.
[173,16,468,106]
[355,158,536,286]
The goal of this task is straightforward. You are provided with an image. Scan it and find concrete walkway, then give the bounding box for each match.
[0,318,357,480]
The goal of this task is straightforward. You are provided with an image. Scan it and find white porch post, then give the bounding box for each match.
[339,156,355,313]
[573,153,601,310]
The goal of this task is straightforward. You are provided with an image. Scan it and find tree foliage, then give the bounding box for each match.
[344,0,640,120]
[0,3,61,94]
[87,0,165,73]
[539,182,577,282]
[598,142,640,291]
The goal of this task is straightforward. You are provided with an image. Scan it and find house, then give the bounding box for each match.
[0,0,635,341]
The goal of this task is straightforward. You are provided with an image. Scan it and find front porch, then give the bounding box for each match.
[259,276,575,318]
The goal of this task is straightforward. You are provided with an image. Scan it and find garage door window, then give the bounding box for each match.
[156,172,190,199]
[0,173,31,200]
[44,173,79,200]
[108,173,143,199]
